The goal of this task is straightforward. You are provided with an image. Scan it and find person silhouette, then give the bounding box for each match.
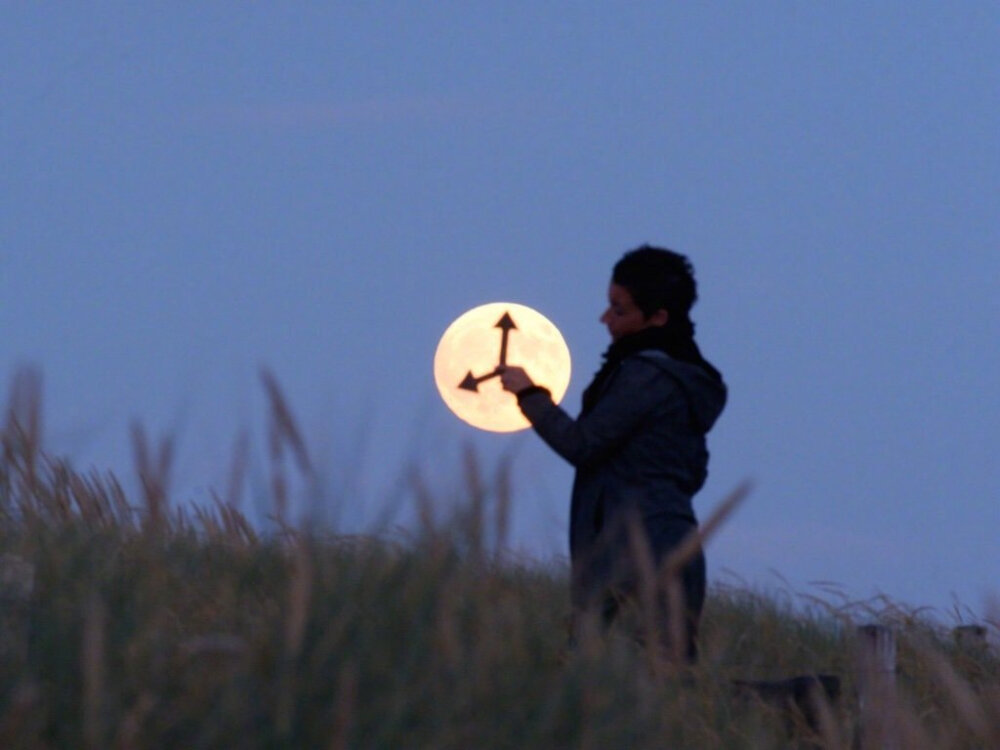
[500,245,726,661]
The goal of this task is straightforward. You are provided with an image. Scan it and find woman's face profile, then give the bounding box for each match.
[600,282,667,342]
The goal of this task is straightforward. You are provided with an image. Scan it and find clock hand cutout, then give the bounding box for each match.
[457,312,516,392]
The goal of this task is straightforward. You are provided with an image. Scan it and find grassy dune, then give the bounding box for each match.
[2,370,997,748]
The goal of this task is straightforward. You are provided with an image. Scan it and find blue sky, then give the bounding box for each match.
[3,3,998,616]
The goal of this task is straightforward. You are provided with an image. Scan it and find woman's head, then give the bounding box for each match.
[600,245,698,342]
[598,245,721,379]
[612,245,698,321]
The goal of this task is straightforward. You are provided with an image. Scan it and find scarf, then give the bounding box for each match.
[580,322,722,415]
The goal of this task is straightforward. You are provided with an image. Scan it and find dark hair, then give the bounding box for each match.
[612,245,698,328]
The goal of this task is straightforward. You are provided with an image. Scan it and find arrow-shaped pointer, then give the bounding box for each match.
[458,368,501,392]
[457,311,519,392]
[496,312,516,366]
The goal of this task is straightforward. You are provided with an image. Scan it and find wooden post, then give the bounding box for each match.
[0,554,34,668]
[856,624,898,750]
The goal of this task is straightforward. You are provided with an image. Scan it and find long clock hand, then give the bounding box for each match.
[496,312,516,366]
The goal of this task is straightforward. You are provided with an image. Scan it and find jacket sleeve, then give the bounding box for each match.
[517,358,670,467]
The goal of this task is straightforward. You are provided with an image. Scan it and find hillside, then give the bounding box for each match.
[2,375,997,748]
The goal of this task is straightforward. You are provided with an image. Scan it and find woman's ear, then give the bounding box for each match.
[647,308,669,327]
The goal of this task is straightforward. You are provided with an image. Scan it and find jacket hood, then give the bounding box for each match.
[637,351,727,434]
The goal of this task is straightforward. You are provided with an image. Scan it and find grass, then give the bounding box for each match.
[2,367,998,748]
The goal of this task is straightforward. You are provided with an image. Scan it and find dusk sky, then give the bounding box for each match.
[3,4,998,616]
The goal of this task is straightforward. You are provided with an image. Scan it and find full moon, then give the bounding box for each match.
[434,302,572,432]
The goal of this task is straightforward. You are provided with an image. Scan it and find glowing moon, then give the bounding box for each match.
[434,302,572,432]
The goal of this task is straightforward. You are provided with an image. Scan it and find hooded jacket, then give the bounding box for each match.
[517,346,726,605]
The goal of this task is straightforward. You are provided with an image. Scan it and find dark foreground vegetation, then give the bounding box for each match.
[2,369,997,748]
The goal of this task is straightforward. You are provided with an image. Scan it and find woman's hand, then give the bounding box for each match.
[498,365,534,395]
